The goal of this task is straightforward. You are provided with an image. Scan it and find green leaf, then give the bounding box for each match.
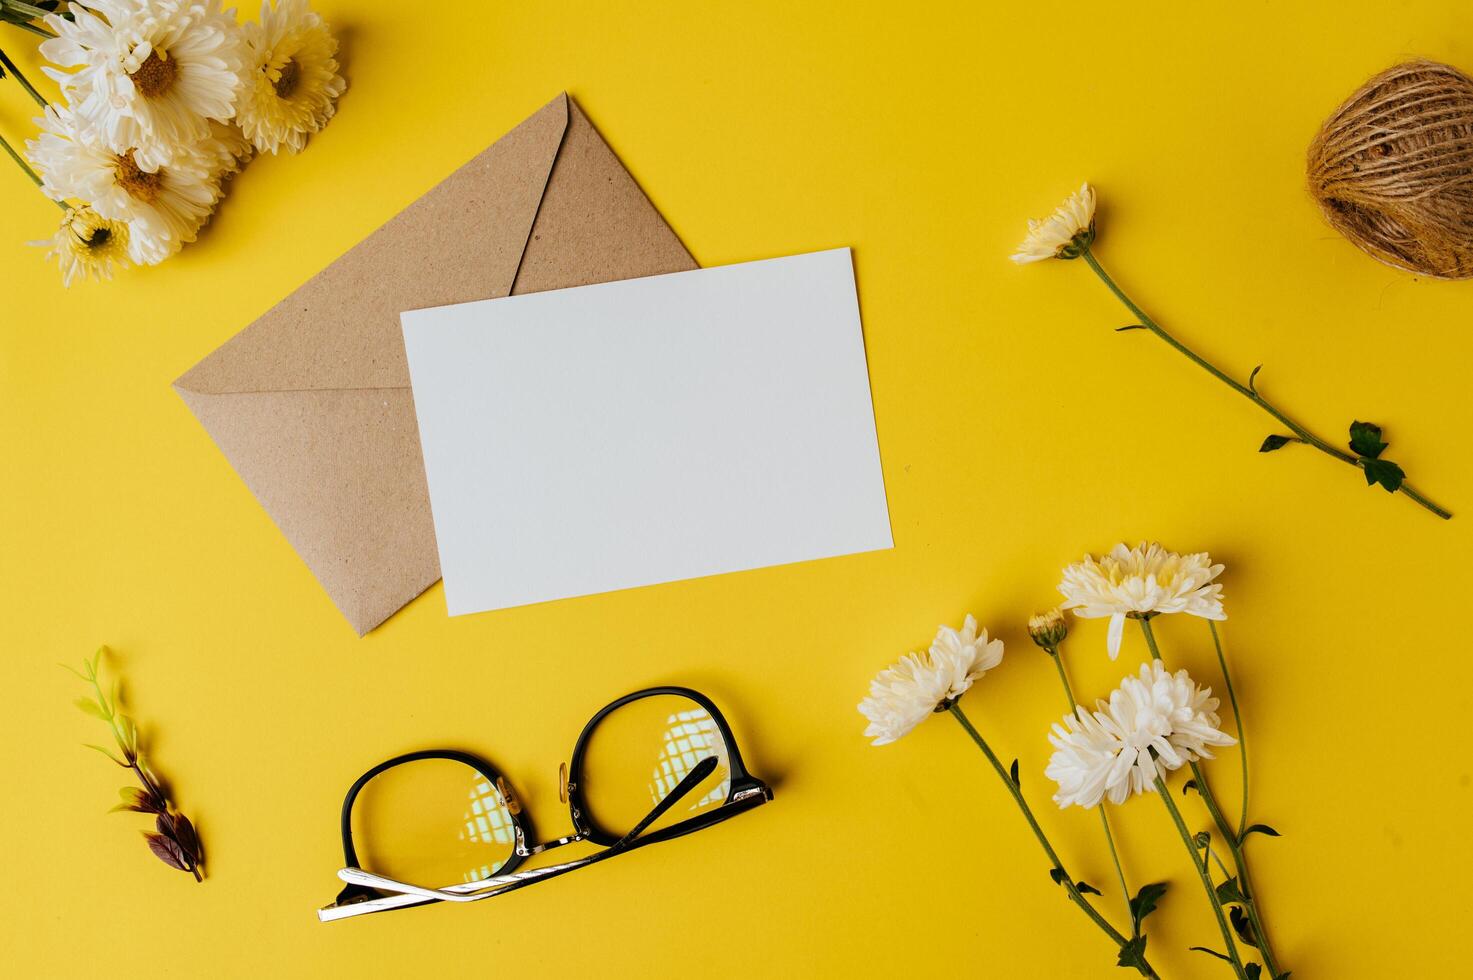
[1182,779,1198,796]
[82,743,125,765]
[1128,881,1169,928]
[1230,904,1259,948]
[1362,458,1405,493]
[1116,935,1149,973]
[1349,420,1388,459]
[1009,759,1020,787]
[74,697,106,719]
[1258,434,1295,452]
[1115,324,1147,332]
[1075,881,1102,896]
[1215,875,1246,905]
[111,786,158,815]
[1248,364,1265,394]
[1190,947,1233,963]
[1246,965,1262,980]
[1241,823,1282,842]
[1049,868,1068,886]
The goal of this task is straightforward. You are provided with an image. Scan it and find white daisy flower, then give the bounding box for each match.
[31,204,133,286]
[41,0,246,171]
[1058,542,1226,659]
[235,0,345,155]
[1011,182,1096,264]
[859,615,1005,745]
[198,119,254,180]
[1046,661,1235,809]
[28,105,217,265]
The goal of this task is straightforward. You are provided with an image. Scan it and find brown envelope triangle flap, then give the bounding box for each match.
[173,94,571,396]
[512,99,698,295]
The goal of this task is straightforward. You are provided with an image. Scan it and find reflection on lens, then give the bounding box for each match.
[351,758,517,887]
[579,695,732,837]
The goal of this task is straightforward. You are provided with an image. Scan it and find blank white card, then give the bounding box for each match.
[402,248,893,616]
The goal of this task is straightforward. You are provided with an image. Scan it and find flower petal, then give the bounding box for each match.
[1106,613,1125,660]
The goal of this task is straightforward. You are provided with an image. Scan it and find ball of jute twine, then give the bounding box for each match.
[1307,59,1473,279]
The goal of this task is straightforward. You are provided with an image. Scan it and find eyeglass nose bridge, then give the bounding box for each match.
[515,829,586,858]
[509,762,589,858]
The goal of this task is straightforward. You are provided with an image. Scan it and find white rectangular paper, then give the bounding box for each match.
[402,248,892,615]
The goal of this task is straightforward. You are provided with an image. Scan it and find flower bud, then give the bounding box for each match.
[1028,607,1069,652]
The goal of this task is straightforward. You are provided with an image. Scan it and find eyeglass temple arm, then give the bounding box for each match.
[337,756,721,905]
[614,755,718,849]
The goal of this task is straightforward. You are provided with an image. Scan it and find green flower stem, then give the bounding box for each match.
[1139,618,1283,979]
[948,704,1157,978]
[1154,773,1248,979]
[7,18,55,38]
[1078,246,1451,520]
[1,0,54,31]
[0,44,47,107]
[1207,621,1249,838]
[1205,843,1233,882]
[1047,646,1134,927]
[0,126,39,185]
[0,125,65,211]
[1189,760,1274,971]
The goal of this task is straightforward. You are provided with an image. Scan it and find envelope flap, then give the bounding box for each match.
[174,94,571,395]
[511,99,697,295]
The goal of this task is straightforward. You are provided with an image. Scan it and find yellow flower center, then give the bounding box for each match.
[114,151,163,204]
[129,49,177,99]
[273,58,301,98]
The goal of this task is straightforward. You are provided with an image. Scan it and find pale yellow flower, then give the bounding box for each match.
[28,104,216,265]
[1058,542,1226,659]
[859,616,1005,745]
[32,205,133,286]
[1011,182,1096,263]
[1046,661,1235,809]
[41,0,246,171]
[235,0,346,155]
[1027,607,1069,651]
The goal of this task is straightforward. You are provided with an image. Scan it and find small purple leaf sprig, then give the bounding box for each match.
[64,647,204,882]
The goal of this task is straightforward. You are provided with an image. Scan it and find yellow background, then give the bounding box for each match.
[4,2,1472,976]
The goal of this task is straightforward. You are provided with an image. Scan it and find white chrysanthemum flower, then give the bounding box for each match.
[1058,542,1226,659]
[28,105,217,265]
[235,0,345,154]
[859,615,1005,745]
[41,0,246,171]
[199,119,254,179]
[31,204,133,286]
[1011,182,1096,264]
[1046,661,1235,809]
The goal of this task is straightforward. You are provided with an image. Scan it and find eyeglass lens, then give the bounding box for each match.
[350,758,519,889]
[579,694,733,838]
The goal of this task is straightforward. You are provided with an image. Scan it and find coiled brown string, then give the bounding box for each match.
[1307,59,1473,279]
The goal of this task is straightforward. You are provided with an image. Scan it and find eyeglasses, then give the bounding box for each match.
[317,686,772,921]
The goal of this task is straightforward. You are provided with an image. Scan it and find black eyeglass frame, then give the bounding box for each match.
[326,685,772,918]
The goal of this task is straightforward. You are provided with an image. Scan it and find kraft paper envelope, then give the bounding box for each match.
[173,93,697,635]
